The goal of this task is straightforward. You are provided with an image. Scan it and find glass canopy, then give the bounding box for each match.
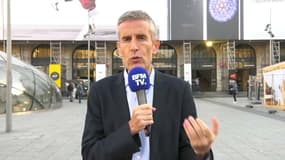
[0,51,62,114]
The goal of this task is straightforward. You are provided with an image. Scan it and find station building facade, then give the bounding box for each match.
[1,40,284,93]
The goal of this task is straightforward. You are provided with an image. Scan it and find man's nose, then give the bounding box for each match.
[130,38,139,51]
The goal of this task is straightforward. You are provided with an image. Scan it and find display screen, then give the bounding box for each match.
[207,0,239,40]
[170,0,204,40]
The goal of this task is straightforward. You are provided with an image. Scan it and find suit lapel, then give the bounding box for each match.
[150,71,169,160]
[112,73,131,123]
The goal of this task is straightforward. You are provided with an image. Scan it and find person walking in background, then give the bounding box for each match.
[77,81,83,104]
[81,10,219,160]
[194,77,200,92]
[67,81,74,102]
[229,79,238,103]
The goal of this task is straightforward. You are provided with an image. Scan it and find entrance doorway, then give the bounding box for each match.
[192,43,217,91]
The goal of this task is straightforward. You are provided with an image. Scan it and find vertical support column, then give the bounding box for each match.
[227,40,236,71]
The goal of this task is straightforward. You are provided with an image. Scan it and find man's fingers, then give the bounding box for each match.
[211,117,219,136]
[183,116,219,141]
[131,104,156,132]
[183,119,194,139]
[187,116,204,137]
[183,116,219,155]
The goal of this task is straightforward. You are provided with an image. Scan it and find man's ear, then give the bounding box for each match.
[116,41,122,57]
[152,40,160,55]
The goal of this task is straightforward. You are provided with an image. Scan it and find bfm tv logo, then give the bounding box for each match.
[132,73,147,86]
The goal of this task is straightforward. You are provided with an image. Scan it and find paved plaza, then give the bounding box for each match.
[1,94,285,160]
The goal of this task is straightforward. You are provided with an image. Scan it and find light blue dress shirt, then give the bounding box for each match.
[124,68,155,160]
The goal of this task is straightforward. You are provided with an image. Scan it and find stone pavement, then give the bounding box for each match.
[197,95,285,160]
[0,99,86,160]
[0,95,285,160]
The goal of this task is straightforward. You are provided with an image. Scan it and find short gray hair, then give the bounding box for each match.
[117,10,159,39]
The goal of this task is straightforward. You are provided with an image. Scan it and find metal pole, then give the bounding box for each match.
[269,39,272,65]
[2,0,5,51]
[87,39,90,93]
[6,0,12,132]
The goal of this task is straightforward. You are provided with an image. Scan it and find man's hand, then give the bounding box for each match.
[128,104,156,135]
[183,116,219,156]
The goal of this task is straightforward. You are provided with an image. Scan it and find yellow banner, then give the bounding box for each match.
[49,64,61,88]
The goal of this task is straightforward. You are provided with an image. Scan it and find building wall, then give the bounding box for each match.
[1,40,280,92]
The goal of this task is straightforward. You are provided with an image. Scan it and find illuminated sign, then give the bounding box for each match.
[209,0,238,22]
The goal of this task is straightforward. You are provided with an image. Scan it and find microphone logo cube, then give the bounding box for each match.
[128,67,150,91]
[132,73,147,86]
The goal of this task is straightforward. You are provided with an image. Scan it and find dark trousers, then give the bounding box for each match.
[68,91,73,102]
[233,93,237,102]
[78,92,82,103]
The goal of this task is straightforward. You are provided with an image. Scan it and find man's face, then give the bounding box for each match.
[117,19,160,73]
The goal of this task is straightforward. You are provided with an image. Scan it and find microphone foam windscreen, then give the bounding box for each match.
[128,67,150,92]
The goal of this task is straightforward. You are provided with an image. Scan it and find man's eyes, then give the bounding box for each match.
[137,35,147,40]
[121,35,147,42]
[122,37,131,42]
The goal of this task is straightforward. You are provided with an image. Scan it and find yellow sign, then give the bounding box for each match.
[49,64,61,88]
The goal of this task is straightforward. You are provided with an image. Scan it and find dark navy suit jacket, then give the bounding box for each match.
[82,70,211,160]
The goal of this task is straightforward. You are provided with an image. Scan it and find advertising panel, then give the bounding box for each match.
[96,64,106,81]
[90,0,168,40]
[243,0,285,39]
[206,0,240,40]
[49,64,61,88]
[0,0,168,40]
[2,0,285,40]
[170,0,203,40]
[184,63,192,84]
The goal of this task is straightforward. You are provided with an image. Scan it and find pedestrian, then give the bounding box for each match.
[81,10,219,160]
[194,77,200,92]
[77,81,83,103]
[67,81,74,102]
[230,79,238,103]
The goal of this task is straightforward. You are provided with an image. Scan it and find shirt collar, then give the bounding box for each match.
[124,67,155,87]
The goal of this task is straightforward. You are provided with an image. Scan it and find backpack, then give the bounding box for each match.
[68,83,74,91]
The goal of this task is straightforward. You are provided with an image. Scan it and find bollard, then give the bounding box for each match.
[256,82,260,101]
[248,79,252,100]
[251,81,262,104]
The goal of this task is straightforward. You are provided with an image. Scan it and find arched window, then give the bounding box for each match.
[192,44,216,70]
[72,45,96,80]
[153,43,177,76]
[235,44,256,69]
[192,43,217,91]
[31,44,50,66]
[112,49,123,74]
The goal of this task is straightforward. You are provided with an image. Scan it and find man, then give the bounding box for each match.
[67,81,74,102]
[81,10,219,160]
[77,81,84,104]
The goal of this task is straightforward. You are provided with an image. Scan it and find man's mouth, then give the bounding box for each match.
[130,56,142,63]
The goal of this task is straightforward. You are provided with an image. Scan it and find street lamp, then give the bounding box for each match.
[6,0,13,132]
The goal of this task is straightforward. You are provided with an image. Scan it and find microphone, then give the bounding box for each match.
[128,67,151,136]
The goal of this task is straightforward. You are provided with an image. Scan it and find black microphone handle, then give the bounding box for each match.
[136,90,151,136]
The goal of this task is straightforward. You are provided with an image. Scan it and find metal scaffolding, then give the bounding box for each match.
[183,41,191,64]
[270,40,280,65]
[50,41,62,64]
[95,41,107,64]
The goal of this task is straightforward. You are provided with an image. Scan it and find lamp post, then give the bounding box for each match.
[6,0,12,132]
